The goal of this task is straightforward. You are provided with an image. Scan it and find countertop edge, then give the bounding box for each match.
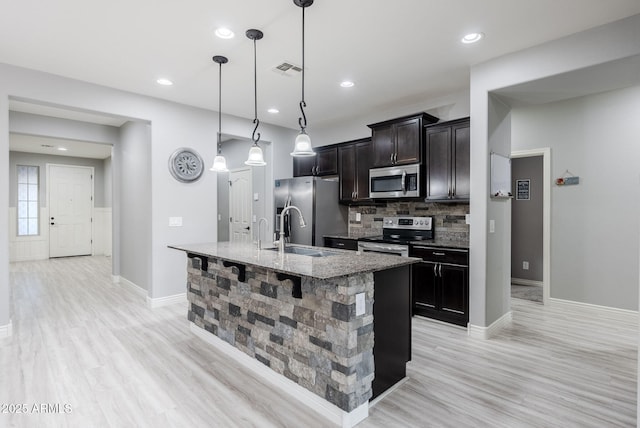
[169,243,420,281]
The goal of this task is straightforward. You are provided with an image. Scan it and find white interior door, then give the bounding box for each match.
[229,168,252,243]
[49,164,94,258]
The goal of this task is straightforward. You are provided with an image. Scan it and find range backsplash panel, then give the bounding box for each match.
[348,202,469,246]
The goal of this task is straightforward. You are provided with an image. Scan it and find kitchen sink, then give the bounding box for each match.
[263,246,340,257]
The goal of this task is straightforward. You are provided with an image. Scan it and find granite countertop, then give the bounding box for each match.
[169,242,419,280]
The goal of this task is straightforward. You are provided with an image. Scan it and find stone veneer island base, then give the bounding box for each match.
[170,242,417,427]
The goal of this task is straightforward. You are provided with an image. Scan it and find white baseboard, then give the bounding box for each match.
[511,278,543,287]
[190,322,369,428]
[0,320,13,338]
[468,311,513,340]
[549,298,638,322]
[146,293,186,309]
[112,275,146,297]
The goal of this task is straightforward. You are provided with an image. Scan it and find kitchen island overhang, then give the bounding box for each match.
[169,242,418,427]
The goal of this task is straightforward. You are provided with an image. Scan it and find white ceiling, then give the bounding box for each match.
[1,0,640,131]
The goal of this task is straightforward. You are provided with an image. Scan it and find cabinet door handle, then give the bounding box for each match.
[354,191,358,198]
[433,264,438,276]
[439,264,442,277]
[390,153,394,163]
[433,252,446,256]
[337,242,345,247]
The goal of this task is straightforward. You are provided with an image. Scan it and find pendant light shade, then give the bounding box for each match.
[245,29,266,167]
[291,131,314,157]
[211,153,228,171]
[210,55,229,172]
[246,145,265,165]
[291,0,316,158]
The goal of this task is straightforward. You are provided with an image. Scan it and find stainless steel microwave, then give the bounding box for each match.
[369,164,421,198]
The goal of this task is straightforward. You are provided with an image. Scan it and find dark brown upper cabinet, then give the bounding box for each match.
[425,117,470,202]
[293,146,338,177]
[368,112,439,168]
[338,138,372,204]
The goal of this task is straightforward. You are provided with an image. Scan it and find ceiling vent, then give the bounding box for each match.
[272,61,302,77]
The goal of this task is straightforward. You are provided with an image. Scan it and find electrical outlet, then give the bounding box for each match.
[523,261,529,270]
[355,293,365,316]
[355,212,362,222]
[169,217,183,227]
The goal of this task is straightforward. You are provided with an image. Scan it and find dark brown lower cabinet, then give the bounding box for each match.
[410,245,468,327]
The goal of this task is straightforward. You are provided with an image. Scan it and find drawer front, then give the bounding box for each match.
[409,245,468,265]
[324,237,358,251]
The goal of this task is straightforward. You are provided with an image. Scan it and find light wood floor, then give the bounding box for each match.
[2,256,637,427]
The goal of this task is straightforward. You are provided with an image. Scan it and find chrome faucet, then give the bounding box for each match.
[257,217,269,250]
[277,205,306,253]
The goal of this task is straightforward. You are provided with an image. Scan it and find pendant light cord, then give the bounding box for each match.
[251,37,261,145]
[218,61,222,154]
[297,5,307,133]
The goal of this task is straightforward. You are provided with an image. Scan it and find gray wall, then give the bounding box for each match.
[469,13,640,328]
[511,156,543,282]
[9,111,120,145]
[103,156,112,207]
[8,150,110,208]
[512,86,640,310]
[117,121,152,291]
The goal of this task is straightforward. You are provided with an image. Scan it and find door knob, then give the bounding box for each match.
[50,222,55,225]
[244,226,250,230]
[50,217,54,220]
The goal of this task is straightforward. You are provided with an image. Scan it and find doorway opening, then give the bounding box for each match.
[215,135,272,244]
[511,148,550,304]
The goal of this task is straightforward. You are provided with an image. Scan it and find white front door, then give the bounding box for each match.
[49,164,94,258]
[229,168,252,243]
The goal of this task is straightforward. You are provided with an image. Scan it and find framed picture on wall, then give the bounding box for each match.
[516,179,530,200]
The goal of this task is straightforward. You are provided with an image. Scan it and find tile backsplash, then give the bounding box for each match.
[348,201,469,246]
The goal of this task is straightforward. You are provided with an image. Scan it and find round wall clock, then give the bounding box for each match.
[168,147,205,183]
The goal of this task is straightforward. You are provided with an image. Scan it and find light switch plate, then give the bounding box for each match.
[355,293,365,316]
[355,212,362,222]
[169,217,183,227]
[489,219,495,233]
[253,193,259,201]
[465,214,471,225]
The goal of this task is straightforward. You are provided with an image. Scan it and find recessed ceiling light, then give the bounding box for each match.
[461,32,484,44]
[215,27,235,39]
[267,108,279,114]
[57,147,68,151]
[156,78,173,86]
[340,81,355,88]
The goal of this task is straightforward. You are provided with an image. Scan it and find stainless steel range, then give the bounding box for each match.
[358,216,433,257]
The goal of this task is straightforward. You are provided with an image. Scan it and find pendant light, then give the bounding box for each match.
[245,29,266,166]
[291,0,316,157]
[210,55,229,172]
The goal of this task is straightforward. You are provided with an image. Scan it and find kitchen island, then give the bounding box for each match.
[169,242,418,427]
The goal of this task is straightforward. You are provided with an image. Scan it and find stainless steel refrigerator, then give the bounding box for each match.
[274,177,348,246]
